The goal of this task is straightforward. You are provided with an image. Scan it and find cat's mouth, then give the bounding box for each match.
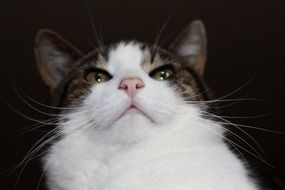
[117,104,154,122]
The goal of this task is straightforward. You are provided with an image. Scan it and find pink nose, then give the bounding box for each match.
[119,77,145,97]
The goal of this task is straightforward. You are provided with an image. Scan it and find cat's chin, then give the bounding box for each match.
[105,110,155,143]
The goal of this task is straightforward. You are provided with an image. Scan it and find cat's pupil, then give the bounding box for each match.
[95,73,102,82]
[159,70,171,80]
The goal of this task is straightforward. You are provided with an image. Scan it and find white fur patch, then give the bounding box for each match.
[43,43,258,190]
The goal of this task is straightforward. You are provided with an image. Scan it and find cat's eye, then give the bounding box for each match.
[150,65,174,81]
[85,69,111,84]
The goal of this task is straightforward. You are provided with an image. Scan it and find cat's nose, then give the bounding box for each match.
[119,77,145,97]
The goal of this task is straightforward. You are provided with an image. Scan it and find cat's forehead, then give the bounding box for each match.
[79,41,176,73]
[107,42,146,73]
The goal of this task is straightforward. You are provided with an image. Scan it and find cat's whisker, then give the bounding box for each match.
[184,98,265,104]
[212,75,258,102]
[29,123,94,160]
[13,128,62,190]
[13,85,65,118]
[142,96,178,115]
[17,127,60,168]
[14,109,92,135]
[13,116,96,190]
[31,122,96,190]
[6,102,60,126]
[202,110,285,134]
[202,111,266,156]
[209,113,272,120]
[30,121,94,162]
[15,88,108,124]
[74,120,97,137]
[98,24,105,49]
[209,119,264,159]
[14,132,64,190]
[36,165,46,190]
[14,113,70,136]
[86,0,104,50]
[199,122,272,167]
[15,118,59,135]
[24,93,82,111]
[180,74,263,108]
[11,82,79,111]
[207,99,264,111]
[212,120,285,135]
[177,86,213,101]
[152,2,182,57]
[226,139,249,166]
[158,28,180,48]
[183,97,265,110]
[209,100,243,110]
[93,100,126,112]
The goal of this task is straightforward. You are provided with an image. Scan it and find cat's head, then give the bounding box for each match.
[35,20,210,143]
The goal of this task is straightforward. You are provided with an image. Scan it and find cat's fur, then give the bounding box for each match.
[35,20,260,190]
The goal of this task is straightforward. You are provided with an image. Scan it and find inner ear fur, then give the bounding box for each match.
[169,20,207,75]
[34,29,83,91]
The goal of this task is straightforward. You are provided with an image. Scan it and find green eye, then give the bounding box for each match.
[151,69,174,81]
[85,70,111,84]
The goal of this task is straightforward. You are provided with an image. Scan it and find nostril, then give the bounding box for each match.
[119,77,145,97]
[119,83,128,90]
[136,81,145,89]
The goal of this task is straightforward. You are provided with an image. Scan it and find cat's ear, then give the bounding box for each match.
[34,29,83,91]
[169,20,207,75]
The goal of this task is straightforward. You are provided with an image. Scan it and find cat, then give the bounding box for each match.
[34,20,269,190]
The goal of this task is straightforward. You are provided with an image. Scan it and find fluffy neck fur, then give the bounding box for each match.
[44,105,258,190]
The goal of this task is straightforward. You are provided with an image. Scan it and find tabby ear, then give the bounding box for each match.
[34,29,83,91]
[169,20,207,75]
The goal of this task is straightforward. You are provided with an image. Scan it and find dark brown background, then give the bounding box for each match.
[0,0,285,189]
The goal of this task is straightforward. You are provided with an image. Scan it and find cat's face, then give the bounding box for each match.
[35,21,208,143]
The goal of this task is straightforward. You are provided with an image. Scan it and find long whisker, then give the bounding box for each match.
[15,118,59,135]
[227,140,249,166]
[86,0,104,50]
[18,90,92,119]
[181,74,261,109]
[13,84,63,117]
[209,100,247,110]
[210,113,272,120]
[199,121,272,167]
[184,98,265,104]
[22,92,100,117]
[36,166,46,190]
[202,110,285,134]
[35,120,96,190]
[13,127,61,190]
[14,114,95,190]
[152,2,182,60]
[98,24,105,48]
[214,120,285,135]
[212,74,258,101]
[17,127,59,169]
[5,102,59,126]
[210,119,264,159]
[202,111,266,156]
[24,93,81,110]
